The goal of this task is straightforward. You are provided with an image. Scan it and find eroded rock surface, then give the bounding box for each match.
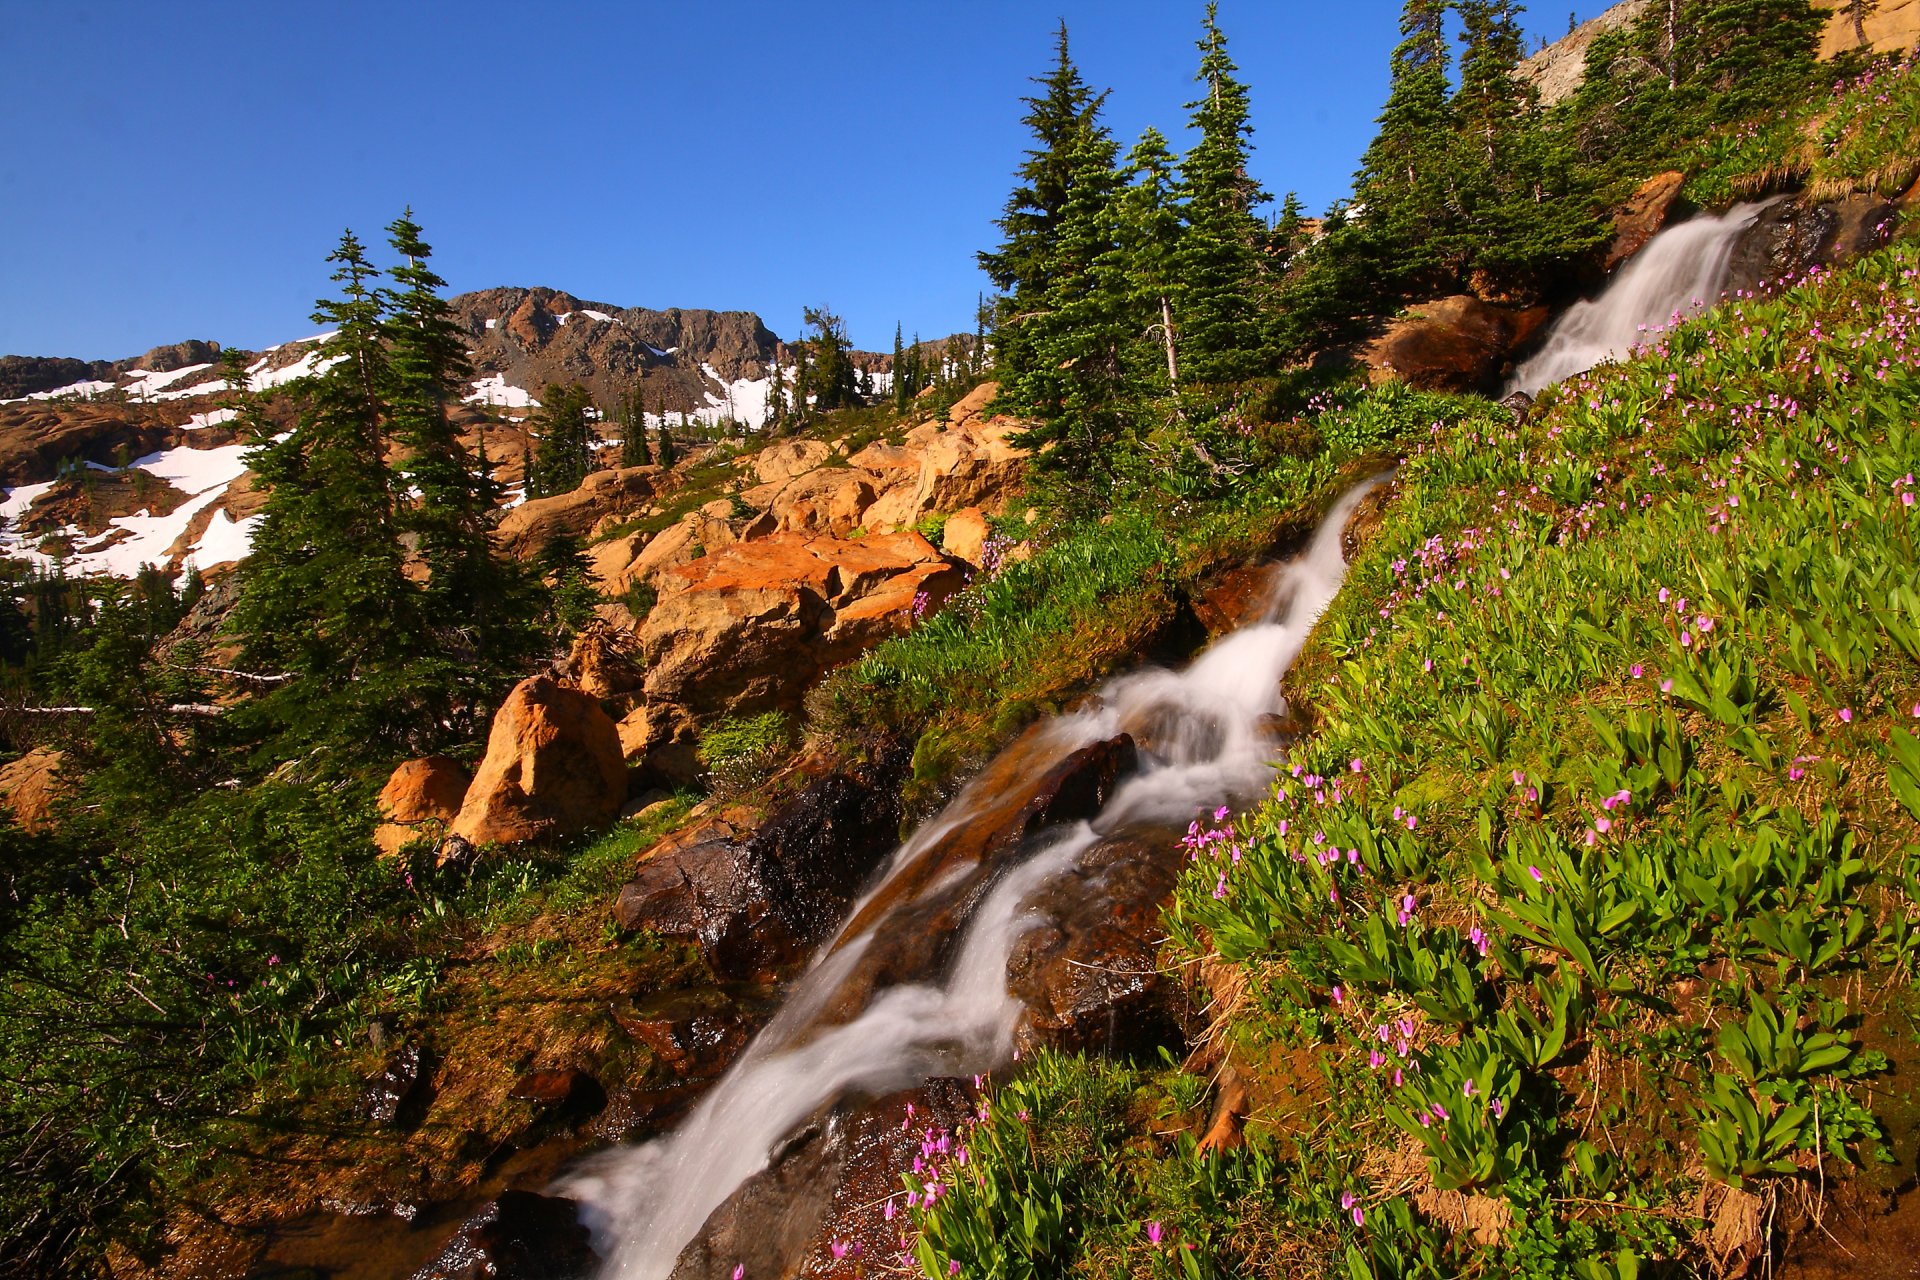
[375,757,471,857]
[449,676,627,849]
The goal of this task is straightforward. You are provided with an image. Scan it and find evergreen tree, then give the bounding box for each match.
[1172,4,1270,384]
[1351,0,1456,296]
[979,22,1107,411]
[891,323,907,410]
[527,383,594,496]
[657,415,678,468]
[797,307,859,413]
[228,230,427,753]
[380,211,534,727]
[620,386,652,466]
[1117,126,1186,392]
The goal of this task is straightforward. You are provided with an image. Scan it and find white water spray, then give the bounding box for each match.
[561,479,1381,1278]
[1509,201,1772,395]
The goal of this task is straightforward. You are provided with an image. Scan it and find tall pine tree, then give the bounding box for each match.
[1171,4,1270,385]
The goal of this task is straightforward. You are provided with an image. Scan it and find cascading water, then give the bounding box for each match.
[1508,201,1773,395]
[561,479,1382,1279]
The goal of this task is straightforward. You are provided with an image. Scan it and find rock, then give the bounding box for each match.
[448,676,627,849]
[564,624,644,701]
[1499,390,1535,425]
[1358,295,1552,394]
[613,755,907,981]
[1607,171,1688,272]
[806,732,1139,1025]
[667,1080,977,1280]
[1516,0,1653,107]
[1817,0,1920,60]
[409,1190,599,1280]
[494,466,660,558]
[0,355,112,401]
[609,988,749,1079]
[362,1041,434,1129]
[946,379,999,423]
[0,748,69,834]
[751,439,831,485]
[507,1068,607,1119]
[626,532,963,738]
[1724,195,1896,295]
[938,505,990,565]
[764,467,878,537]
[861,418,1028,532]
[134,339,220,374]
[1008,830,1186,1058]
[374,757,471,857]
[1191,563,1277,637]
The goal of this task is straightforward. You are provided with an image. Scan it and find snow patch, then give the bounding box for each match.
[463,375,540,409]
[186,406,239,430]
[190,510,262,568]
[579,309,616,324]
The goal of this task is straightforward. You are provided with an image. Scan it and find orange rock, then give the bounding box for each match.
[946,380,999,424]
[1359,295,1551,394]
[448,676,627,850]
[0,748,69,833]
[750,439,831,485]
[1607,171,1687,273]
[939,506,990,565]
[494,466,659,557]
[764,468,878,537]
[373,756,470,857]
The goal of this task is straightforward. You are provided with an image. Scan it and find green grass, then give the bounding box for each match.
[903,240,1920,1278]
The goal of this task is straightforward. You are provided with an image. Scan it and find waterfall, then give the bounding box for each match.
[1509,201,1772,395]
[559,478,1382,1279]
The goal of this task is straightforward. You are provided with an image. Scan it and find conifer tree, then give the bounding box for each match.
[528,383,594,496]
[1172,4,1270,384]
[657,416,678,468]
[1352,0,1456,293]
[1117,126,1186,392]
[229,231,426,752]
[798,307,859,412]
[891,324,907,410]
[620,386,652,466]
[979,23,1107,412]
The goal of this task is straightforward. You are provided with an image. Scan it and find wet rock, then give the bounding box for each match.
[610,988,750,1079]
[374,756,470,858]
[613,754,908,980]
[1008,830,1186,1058]
[363,1041,434,1129]
[1358,295,1551,395]
[507,1068,607,1120]
[448,675,627,850]
[1499,390,1534,425]
[1191,562,1277,637]
[667,1079,976,1280]
[409,1190,598,1280]
[1724,195,1897,295]
[1606,170,1688,272]
[588,1081,709,1143]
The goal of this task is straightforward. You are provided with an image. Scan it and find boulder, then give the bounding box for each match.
[374,757,472,857]
[1359,295,1552,394]
[410,1190,599,1280]
[448,676,627,849]
[608,987,750,1080]
[946,379,999,423]
[862,418,1028,532]
[939,505,990,565]
[564,624,644,701]
[667,1079,977,1280]
[0,748,69,834]
[613,757,907,981]
[507,1068,607,1120]
[629,532,962,731]
[763,467,878,537]
[495,466,660,557]
[751,438,831,485]
[1724,195,1897,296]
[1607,171,1688,272]
[1191,562,1278,637]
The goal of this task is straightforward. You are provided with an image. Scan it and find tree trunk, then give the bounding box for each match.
[1160,295,1179,388]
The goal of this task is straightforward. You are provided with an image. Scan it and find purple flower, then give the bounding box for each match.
[1839,708,1854,723]
[1528,865,1544,883]
[1146,1221,1164,1246]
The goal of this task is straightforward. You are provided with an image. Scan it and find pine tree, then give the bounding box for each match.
[527,383,594,496]
[657,416,678,468]
[1116,126,1186,392]
[891,323,907,410]
[1352,0,1456,293]
[1171,4,1270,384]
[979,22,1108,412]
[798,307,859,412]
[228,230,427,753]
[381,210,532,726]
[620,386,652,466]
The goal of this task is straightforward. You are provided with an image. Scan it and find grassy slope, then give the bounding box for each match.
[904,242,1920,1278]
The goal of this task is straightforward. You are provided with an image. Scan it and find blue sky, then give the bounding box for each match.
[0,1,1616,359]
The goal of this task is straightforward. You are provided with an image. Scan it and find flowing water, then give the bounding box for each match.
[561,479,1382,1278]
[1509,201,1773,395]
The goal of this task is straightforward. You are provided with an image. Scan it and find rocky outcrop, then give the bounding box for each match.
[1360,295,1551,394]
[495,466,661,556]
[615,532,964,777]
[1516,1,1652,107]
[448,676,627,850]
[613,758,907,980]
[1724,194,1899,294]
[1607,171,1688,272]
[374,757,471,857]
[0,355,113,401]
[1815,0,1920,59]
[667,1079,976,1280]
[410,1190,599,1280]
[0,748,70,833]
